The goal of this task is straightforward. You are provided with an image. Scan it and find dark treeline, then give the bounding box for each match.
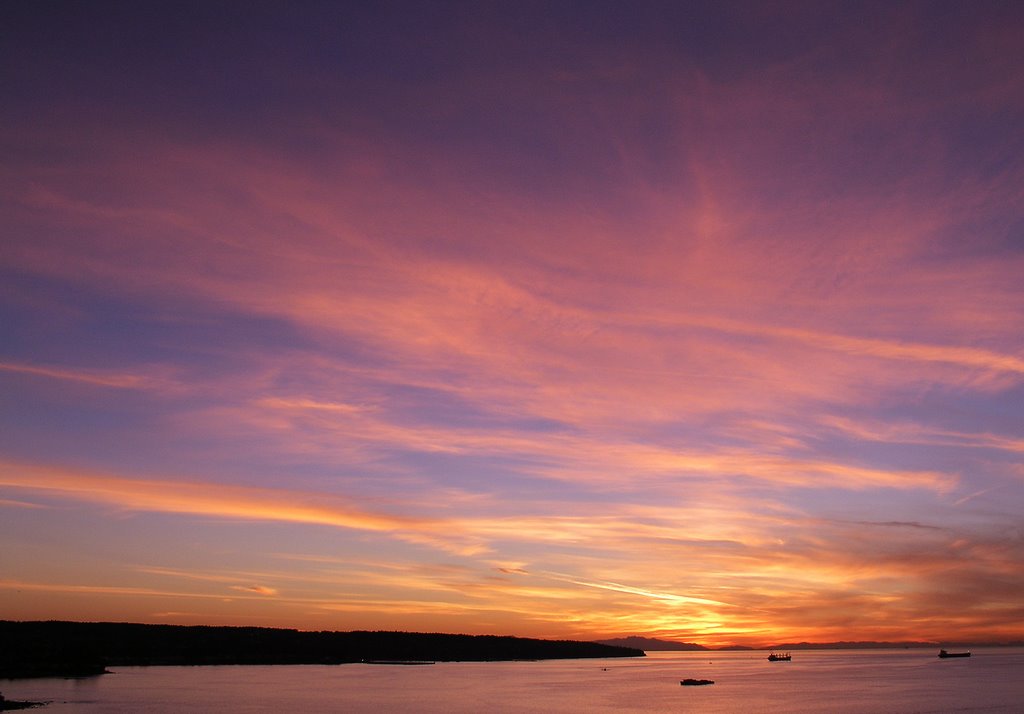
[0,621,643,677]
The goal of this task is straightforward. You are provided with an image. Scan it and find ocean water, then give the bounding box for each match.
[3,649,1023,713]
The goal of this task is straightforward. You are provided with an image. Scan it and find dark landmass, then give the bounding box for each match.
[596,637,708,651]
[0,698,48,710]
[0,621,643,678]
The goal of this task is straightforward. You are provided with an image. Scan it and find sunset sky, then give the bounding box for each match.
[2,1,1023,647]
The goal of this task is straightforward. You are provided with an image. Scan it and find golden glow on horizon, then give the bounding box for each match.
[1,458,1020,645]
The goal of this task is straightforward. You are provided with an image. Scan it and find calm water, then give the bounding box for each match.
[3,649,1023,713]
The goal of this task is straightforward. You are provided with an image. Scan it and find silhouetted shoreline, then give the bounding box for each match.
[0,621,643,679]
[0,697,48,710]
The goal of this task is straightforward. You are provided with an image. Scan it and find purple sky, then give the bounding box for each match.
[2,1,1023,645]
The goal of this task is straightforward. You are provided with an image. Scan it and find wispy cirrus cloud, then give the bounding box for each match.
[822,416,1024,454]
[210,392,957,493]
[0,361,178,391]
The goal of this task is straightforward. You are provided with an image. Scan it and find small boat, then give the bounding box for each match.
[680,678,715,686]
[767,652,791,661]
[938,649,970,658]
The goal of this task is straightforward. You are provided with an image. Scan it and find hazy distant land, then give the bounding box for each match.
[595,636,712,651]
[595,635,1023,652]
[0,621,643,678]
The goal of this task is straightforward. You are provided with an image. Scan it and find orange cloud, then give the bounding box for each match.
[0,460,481,555]
[0,579,243,601]
[230,585,279,597]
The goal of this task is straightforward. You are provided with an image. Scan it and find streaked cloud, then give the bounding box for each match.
[230,585,279,597]
[0,361,176,391]
[0,460,482,556]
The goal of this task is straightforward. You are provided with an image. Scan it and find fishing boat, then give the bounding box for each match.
[938,649,970,658]
[767,652,791,661]
[680,678,715,686]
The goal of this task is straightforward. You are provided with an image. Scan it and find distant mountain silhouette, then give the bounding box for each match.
[0,621,643,678]
[768,641,939,650]
[595,636,708,651]
[767,641,1017,650]
[597,637,1024,652]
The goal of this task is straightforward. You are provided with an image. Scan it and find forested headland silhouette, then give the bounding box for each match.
[0,621,643,678]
